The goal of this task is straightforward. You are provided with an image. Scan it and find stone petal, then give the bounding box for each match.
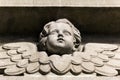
[81,62,95,73]
[112,52,120,60]
[91,57,104,67]
[71,64,82,74]
[106,59,120,69]
[87,51,98,57]
[39,64,51,74]
[95,65,118,76]
[7,50,18,56]
[72,52,82,65]
[97,54,109,62]
[39,51,49,64]
[17,47,27,53]
[5,65,25,75]
[80,52,91,62]
[29,53,40,62]
[0,59,16,68]
[85,43,118,51]
[26,62,40,73]
[102,51,115,58]
[17,59,28,68]
[2,43,20,50]
[22,51,33,59]
[11,54,22,62]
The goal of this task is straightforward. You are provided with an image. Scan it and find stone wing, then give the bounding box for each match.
[79,43,120,76]
[0,42,41,75]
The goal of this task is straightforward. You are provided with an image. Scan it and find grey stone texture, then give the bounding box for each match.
[0,7,120,36]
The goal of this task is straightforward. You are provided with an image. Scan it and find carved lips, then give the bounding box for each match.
[57,38,64,42]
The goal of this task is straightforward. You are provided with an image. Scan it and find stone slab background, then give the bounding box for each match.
[0,0,120,36]
[0,7,120,36]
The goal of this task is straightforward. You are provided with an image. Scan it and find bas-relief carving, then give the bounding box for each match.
[0,18,120,76]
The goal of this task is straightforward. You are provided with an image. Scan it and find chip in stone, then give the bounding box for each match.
[17,59,28,68]
[95,65,118,76]
[81,62,95,73]
[26,62,40,73]
[5,65,25,75]
[39,64,51,74]
[91,57,104,67]
[88,51,98,57]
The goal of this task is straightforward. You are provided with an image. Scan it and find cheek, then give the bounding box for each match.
[47,35,57,42]
[65,36,74,43]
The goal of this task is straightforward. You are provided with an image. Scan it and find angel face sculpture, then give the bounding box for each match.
[0,18,120,76]
[39,19,81,55]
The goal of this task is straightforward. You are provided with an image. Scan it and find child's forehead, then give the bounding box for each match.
[49,22,72,31]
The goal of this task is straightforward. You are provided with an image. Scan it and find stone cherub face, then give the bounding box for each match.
[39,19,81,55]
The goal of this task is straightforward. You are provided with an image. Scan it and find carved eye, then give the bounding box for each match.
[63,31,71,36]
[50,30,58,35]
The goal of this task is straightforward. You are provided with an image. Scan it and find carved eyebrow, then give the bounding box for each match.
[49,29,59,34]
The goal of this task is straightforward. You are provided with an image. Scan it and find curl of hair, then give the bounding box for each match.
[38,18,81,51]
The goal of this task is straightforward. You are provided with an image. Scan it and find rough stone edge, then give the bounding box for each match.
[0,0,120,7]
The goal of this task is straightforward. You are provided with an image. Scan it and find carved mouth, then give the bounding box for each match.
[57,38,64,42]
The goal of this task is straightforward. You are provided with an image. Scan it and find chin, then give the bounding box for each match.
[55,43,65,47]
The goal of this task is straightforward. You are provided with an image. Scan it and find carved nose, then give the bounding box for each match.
[58,32,63,37]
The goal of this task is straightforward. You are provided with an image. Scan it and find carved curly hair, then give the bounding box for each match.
[38,18,81,51]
